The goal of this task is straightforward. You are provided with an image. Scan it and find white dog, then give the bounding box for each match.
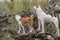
[34,5,60,36]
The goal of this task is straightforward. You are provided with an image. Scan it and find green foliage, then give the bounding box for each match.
[13,1,24,11]
[0,32,6,40]
[1,7,10,14]
[42,0,48,4]
[13,2,19,11]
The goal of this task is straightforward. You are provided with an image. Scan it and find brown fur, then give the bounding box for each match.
[20,15,34,27]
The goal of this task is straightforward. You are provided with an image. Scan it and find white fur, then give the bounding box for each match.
[34,5,60,35]
[15,15,25,34]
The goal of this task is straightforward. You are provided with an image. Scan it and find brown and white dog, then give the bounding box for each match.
[13,12,34,34]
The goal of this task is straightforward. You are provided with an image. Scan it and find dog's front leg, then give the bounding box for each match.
[37,19,41,30]
[17,25,22,34]
[41,21,44,33]
[18,22,25,34]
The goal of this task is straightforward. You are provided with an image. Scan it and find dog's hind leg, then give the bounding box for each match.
[21,25,25,34]
[30,26,33,32]
[27,23,33,32]
[37,19,41,30]
[53,17,60,36]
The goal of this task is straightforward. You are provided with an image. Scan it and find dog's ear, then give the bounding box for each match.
[34,6,36,9]
[34,5,39,9]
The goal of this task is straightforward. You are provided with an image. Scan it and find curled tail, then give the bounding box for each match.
[30,15,34,19]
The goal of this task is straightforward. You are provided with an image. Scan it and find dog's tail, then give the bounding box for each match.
[30,15,34,19]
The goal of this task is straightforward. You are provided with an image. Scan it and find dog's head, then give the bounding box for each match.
[34,4,41,10]
[13,11,21,17]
